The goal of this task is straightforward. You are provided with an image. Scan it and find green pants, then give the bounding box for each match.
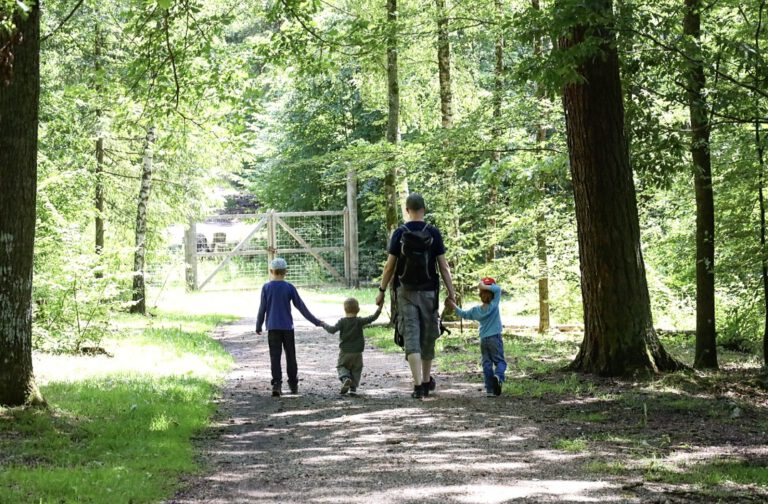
[337,351,363,387]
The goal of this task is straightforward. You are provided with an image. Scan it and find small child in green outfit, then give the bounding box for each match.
[322,298,382,395]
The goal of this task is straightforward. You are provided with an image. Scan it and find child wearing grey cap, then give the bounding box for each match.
[256,257,324,397]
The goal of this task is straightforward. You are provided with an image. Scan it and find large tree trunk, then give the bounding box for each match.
[0,6,44,406]
[130,127,155,315]
[384,0,402,237]
[560,0,682,376]
[684,0,718,369]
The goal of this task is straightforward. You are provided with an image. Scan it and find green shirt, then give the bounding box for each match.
[323,308,382,353]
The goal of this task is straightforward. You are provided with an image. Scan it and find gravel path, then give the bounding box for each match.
[167,318,649,504]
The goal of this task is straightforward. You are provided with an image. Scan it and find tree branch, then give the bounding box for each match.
[41,0,87,43]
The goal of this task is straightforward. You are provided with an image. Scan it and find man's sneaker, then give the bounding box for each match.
[411,384,424,399]
[426,376,436,392]
[493,376,502,396]
[272,384,281,397]
[340,377,352,395]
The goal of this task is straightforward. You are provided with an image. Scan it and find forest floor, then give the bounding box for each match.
[166,312,768,504]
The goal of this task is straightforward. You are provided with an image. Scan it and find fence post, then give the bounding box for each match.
[267,210,277,272]
[346,169,359,287]
[343,207,351,285]
[184,219,198,291]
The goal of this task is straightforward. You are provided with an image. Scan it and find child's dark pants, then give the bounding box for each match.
[267,329,297,388]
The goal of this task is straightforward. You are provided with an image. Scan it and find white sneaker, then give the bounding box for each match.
[340,378,352,394]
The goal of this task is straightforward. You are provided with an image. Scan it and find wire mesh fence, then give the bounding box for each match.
[183,211,351,290]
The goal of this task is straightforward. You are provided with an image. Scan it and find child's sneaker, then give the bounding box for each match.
[272,384,282,397]
[493,376,502,396]
[411,384,424,399]
[349,387,357,396]
[486,391,496,398]
[289,384,298,394]
[340,377,352,395]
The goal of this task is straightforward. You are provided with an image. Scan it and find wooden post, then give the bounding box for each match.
[346,169,359,287]
[267,210,277,274]
[184,219,198,291]
[343,207,351,285]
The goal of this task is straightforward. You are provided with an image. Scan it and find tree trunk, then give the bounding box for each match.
[94,24,105,259]
[758,121,768,368]
[130,127,155,315]
[560,0,682,376]
[436,0,453,129]
[0,6,44,406]
[384,0,401,237]
[486,0,504,263]
[532,0,550,333]
[683,0,718,369]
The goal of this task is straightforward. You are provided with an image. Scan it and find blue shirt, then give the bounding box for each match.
[454,284,502,338]
[387,220,447,290]
[256,280,322,332]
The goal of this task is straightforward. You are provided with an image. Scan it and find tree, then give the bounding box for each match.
[559,0,682,375]
[383,0,401,237]
[130,127,155,315]
[0,3,44,406]
[683,0,718,369]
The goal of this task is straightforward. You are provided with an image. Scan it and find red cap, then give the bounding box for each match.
[481,277,496,285]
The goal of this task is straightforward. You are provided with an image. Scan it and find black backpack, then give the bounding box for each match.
[396,223,435,290]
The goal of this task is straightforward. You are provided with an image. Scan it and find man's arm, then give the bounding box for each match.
[437,254,456,302]
[375,254,398,306]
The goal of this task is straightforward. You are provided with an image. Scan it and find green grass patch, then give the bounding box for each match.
[644,459,768,487]
[0,311,236,504]
[554,437,588,453]
[566,410,609,423]
[585,460,630,475]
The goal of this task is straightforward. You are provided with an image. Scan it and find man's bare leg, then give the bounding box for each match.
[407,353,423,386]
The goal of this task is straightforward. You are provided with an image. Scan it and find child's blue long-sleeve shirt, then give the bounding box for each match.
[256,280,322,332]
[454,284,502,338]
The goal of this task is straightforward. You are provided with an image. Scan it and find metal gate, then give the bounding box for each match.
[184,209,359,290]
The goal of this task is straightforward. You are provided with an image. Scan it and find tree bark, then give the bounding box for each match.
[384,0,401,237]
[436,0,453,129]
[94,24,105,259]
[0,6,44,406]
[532,0,550,333]
[758,121,768,368]
[130,127,155,315]
[560,0,682,376]
[684,0,718,369]
[486,0,504,263]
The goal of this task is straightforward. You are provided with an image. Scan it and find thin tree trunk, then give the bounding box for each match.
[532,0,550,333]
[94,24,105,261]
[0,6,45,406]
[684,0,718,369]
[560,0,682,376]
[436,0,453,129]
[486,0,504,263]
[385,0,401,237]
[758,121,768,367]
[130,127,155,315]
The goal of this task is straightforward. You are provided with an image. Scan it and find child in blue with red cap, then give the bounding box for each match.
[447,277,507,397]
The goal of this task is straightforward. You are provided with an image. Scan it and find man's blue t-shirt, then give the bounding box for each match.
[387,220,446,291]
[255,280,322,332]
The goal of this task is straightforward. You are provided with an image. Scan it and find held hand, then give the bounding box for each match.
[256,330,262,336]
[375,291,385,306]
[445,297,457,310]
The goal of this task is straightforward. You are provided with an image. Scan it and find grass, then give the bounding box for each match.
[554,437,588,453]
[645,459,768,486]
[0,310,237,504]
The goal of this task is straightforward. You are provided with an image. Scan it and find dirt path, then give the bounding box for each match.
[167,319,765,504]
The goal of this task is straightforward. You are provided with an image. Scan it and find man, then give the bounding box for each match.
[375,193,456,398]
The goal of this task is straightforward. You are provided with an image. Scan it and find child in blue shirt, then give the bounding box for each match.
[447,277,507,397]
[256,258,324,397]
